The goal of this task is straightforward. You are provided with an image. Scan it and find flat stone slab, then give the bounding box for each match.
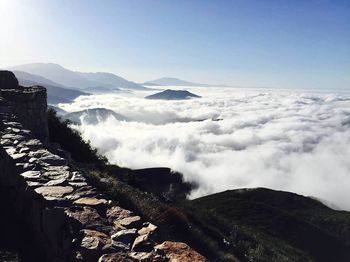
[45,178,68,186]
[20,170,41,179]
[67,206,103,227]
[74,197,108,206]
[114,216,142,230]
[35,186,74,198]
[107,206,133,222]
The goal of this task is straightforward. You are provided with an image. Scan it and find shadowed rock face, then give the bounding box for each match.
[0,71,19,90]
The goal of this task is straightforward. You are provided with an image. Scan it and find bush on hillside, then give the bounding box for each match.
[47,108,107,168]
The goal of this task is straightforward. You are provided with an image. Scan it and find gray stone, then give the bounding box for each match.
[73,197,108,206]
[107,206,133,223]
[35,186,74,198]
[98,253,135,262]
[114,216,142,230]
[10,153,26,161]
[20,170,41,179]
[111,228,138,250]
[2,133,25,141]
[45,178,68,186]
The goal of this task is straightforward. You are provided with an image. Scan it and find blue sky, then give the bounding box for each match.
[0,0,349,89]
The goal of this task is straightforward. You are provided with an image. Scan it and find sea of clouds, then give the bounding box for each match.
[60,87,350,210]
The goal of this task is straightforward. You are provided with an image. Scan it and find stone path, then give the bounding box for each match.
[0,95,207,261]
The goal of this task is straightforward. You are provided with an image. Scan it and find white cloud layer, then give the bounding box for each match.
[60,87,350,210]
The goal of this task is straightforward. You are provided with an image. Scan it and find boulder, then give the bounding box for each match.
[0,71,18,90]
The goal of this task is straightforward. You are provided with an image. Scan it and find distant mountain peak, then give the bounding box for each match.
[145,89,201,100]
[144,77,226,87]
[8,63,148,91]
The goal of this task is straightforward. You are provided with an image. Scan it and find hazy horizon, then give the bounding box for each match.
[1,0,349,89]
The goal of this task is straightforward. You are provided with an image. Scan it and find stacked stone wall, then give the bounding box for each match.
[1,86,48,145]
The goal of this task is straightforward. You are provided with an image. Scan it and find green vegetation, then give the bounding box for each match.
[47,108,107,168]
[186,188,350,261]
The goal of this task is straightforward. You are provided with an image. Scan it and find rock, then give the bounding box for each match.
[2,133,25,141]
[3,121,22,128]
[107,206,133,222]
[0,139,12,146]
[111,228,138,250]
[0,71,19,89]
[5,147,17,155]
[66,187,100,201]
[45,178,68,186]
[70,171,86,182]
[20,170,41,179]
[69,181,88,188]
[132,223,158,252]
[39,154,67,166]
[81,230,111,249]
[26,181,46,188]
[67,206,104,228]
[15,162,35,171]
[154,241,207,262]
[19,147,30,154]
[43,169,70,180]
[138,223,158,236]
[10,153,26,161]
[20,139,42,149]
[114,216,142,230]
[98,253,135,262]
[129,251,163,261]
[74,197,108,206]
[35,186,74,198]
[80,229,111,261]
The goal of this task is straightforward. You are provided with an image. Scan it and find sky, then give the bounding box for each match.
[0,0,349,89]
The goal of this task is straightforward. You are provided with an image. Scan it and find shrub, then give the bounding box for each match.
[47,108,107,168]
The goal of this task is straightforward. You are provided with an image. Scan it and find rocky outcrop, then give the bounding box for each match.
[0,71,48,144]
[0,71,18,90]
[0,71,206,262]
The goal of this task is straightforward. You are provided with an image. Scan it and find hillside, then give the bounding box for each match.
[145,89,201,100]
[62,108,128,125]
[186,188,350,261]
[9,63,148,91]
[144,77,226,87]
[13,70,88,105]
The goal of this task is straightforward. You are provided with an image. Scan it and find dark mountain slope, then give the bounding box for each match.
[63,108,128,125]
[9,63,148,91]
[187,188,350,262]
[17,78,88,105]
[145,89,201,100]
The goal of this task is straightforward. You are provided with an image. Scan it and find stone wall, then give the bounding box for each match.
[0,71,207,262]
[1,86,49,145]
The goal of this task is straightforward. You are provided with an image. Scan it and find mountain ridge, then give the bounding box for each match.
[8,63,148,91]
[144,77,227,87]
